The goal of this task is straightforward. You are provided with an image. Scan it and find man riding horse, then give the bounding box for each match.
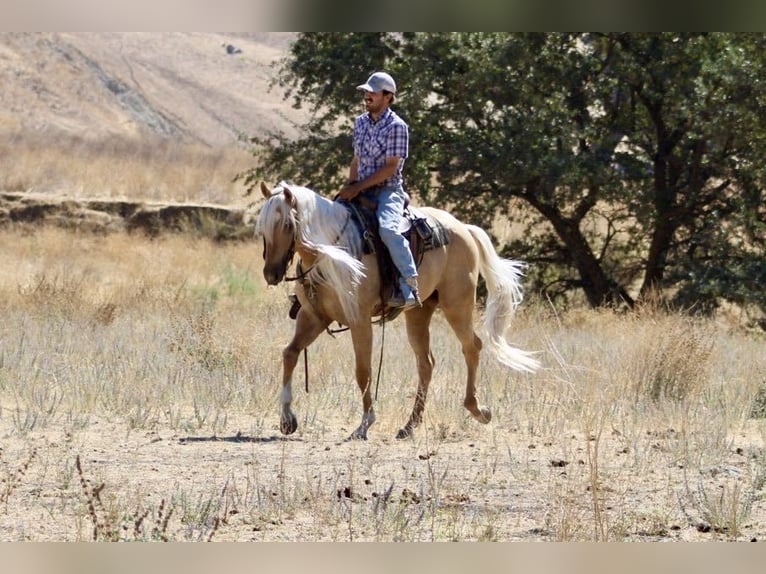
[255,75,540,440]
[337,72,421,311]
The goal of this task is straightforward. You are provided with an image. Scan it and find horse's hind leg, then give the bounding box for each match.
[279,309,329,435]
[397,298,438,439]
[442,300,492,425]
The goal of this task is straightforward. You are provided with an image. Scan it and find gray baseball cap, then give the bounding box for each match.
[356,72,397,94]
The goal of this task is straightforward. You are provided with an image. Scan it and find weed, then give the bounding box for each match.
[750,378,766,419]
[680,463,766,539]
[631,316,714,403]
[0,447,38,504]
[74,455,222,542]
[173,490,224,542]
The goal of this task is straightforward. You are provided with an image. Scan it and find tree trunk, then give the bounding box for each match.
[640,213,675,300]
[528,197,633,308]
[639,153,679,301]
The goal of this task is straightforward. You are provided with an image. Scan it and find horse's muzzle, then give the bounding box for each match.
[263,265,285,285]
[264,251,293,284]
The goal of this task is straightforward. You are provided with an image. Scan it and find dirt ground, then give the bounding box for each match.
[2,404,765,542]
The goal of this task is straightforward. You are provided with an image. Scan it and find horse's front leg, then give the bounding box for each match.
[348,322,375,440]
[280,309,329,435]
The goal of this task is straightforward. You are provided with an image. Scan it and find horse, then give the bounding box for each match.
[255,181,540,440]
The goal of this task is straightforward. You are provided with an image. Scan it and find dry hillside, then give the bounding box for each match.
[0,32,304,146]
[0,32,306,231]
[2,34,766,544]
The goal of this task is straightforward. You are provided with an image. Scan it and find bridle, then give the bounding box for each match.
[280,223,315,283]
[262,208,311,284]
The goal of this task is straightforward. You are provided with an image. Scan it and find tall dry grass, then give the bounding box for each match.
[0,132,254,205]
[2,129,763,540]
[0,227,278,429]
[1,224,765,541]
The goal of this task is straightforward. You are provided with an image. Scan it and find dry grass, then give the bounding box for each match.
[1,225,765,541]
[0,132,254,205]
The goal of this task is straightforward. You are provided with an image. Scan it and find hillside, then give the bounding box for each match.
[0,33,308,228]
[0,32,305,146]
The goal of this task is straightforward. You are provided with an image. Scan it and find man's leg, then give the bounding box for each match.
[377,187,420,308]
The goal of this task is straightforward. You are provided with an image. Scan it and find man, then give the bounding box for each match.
[337,72,421,310]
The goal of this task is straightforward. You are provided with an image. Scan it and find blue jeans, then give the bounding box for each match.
[362,185,418,281]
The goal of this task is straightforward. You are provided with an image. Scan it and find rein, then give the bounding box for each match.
[285,260,314,282]
[300,317,388,402]
[276,198,386,400]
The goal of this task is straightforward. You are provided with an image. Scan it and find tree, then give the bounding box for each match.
[242,33,766,317]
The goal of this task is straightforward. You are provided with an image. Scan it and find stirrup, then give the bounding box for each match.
[388,291,421,310]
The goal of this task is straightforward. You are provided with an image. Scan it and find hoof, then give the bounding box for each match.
[395,426,414,440]
[475,406,492,424]
[347,412,375,441]
[280,413,298,435]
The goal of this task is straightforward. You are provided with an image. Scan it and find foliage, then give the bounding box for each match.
[241,33,766,315]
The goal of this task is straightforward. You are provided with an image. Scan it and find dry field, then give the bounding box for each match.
[1,224,765,542]
[2,32,766,543]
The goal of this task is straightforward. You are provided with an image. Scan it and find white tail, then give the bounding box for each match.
[467,225,541,373]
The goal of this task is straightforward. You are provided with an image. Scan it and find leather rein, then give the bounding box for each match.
[276,207,385,399]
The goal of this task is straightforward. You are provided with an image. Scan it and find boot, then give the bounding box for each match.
[389,276,422,310]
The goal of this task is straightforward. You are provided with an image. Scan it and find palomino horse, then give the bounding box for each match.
[256,181,540,440]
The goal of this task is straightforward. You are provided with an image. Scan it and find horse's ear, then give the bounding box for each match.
[282,185,297,208]
[260,181,272,199]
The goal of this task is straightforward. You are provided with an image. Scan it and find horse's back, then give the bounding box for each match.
[414,206,481,300]
[418,206,479,259]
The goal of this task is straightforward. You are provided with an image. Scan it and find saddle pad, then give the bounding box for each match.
[404,208,450,251]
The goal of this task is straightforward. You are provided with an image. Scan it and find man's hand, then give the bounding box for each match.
[338,182,361,201]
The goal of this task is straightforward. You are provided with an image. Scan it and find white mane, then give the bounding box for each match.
[256,182,366,323]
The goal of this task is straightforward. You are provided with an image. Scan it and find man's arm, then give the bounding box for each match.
[338,156,401,201]
[347,156,360,184]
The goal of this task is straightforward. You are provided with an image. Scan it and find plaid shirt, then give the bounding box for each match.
[353,108,409,187]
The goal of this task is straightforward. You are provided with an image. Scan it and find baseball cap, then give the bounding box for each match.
[356,72,397,94]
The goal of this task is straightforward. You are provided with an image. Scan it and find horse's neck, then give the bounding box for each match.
[294,193,351,261]
[312,194,348,234]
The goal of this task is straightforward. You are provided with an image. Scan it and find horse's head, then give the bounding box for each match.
[257,182,297,285]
